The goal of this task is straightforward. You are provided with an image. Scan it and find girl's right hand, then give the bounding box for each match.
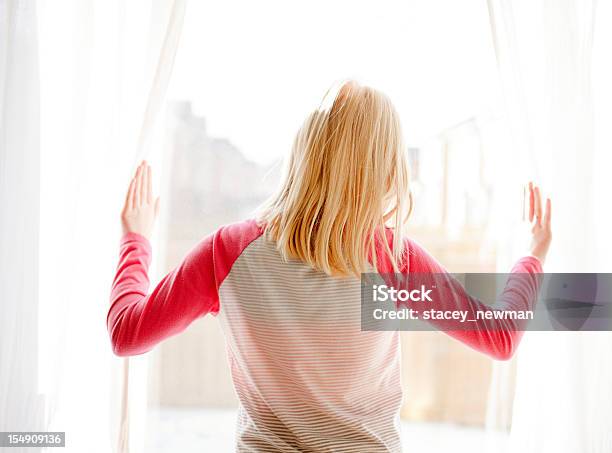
[527,182,552,265]
[121,161,160,240]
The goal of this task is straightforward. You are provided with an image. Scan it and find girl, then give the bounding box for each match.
[108,81,551,452]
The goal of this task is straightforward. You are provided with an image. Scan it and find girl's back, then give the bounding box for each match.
[216,220,402,451]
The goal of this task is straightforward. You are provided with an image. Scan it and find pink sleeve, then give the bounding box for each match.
[107,220,263,356]
[403,238,543,361]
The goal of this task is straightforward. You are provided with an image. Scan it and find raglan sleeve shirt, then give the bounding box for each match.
[108,222,542,360]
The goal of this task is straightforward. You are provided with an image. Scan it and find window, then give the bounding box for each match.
[145,1,512,451]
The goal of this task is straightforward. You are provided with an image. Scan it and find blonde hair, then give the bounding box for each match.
[259,81,412,277]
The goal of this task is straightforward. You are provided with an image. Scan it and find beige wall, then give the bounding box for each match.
[152,317,237,407]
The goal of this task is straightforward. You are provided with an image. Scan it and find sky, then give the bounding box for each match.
[167,0,501,165]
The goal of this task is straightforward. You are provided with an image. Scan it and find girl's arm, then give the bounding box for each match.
[108,230,218,356]
[402,183,552,360]
[107,162,218,356]
[107,162,262,356]
[404,240,542,360]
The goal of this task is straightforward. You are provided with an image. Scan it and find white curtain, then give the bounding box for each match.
[1,0,185,452]
[0,0,43,444]
[487,0,612,452]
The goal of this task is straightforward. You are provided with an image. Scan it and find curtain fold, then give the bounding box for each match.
[120,2,186,451]
[0,1,43,448]
[487,1,612,452]
[0,1,190,452]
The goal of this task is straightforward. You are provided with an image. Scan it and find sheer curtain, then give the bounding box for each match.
[487,0,612,451]
[0,0,43,443]
[1,0,184,452]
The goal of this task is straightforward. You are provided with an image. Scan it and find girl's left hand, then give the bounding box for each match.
[527,181,552,265]
[121,161,160,239]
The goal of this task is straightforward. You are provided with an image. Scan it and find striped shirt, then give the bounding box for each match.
[108,219,542,452]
